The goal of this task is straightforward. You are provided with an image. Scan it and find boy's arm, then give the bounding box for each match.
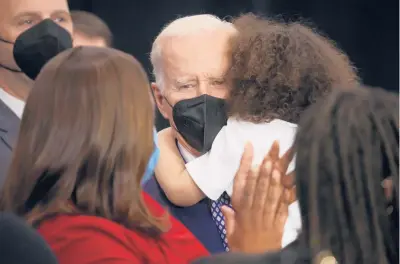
[155,128,205,206]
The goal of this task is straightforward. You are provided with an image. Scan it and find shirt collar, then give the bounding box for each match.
[177,142,197,162]
[0,88,25,118]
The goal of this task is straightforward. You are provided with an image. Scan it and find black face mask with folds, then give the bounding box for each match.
[169,94,228,154]
[0,19,72,80]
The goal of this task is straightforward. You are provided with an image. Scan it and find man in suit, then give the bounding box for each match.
[0,0,73,184]
[144,14,237,253]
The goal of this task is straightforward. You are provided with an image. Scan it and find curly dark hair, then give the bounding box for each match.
[227,14,359,123]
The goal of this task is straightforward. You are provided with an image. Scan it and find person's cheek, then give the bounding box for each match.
[210,88,229,99]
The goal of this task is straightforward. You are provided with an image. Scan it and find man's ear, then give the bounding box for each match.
[151,82,168,118]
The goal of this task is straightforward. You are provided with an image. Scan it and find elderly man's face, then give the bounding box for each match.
[152,30,232,154]
[0,0,72,69]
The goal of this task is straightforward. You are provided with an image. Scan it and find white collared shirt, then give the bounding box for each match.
[0,88,25,118]
[185,117,301,247]
[177,142,196,163]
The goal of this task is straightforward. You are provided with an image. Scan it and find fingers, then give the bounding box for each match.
[267,141,280,161]
[264,166,286,224]
[250,142,293,227]
[286,187,297,204]
[251,141,278,212]
[274,194,289,226]
[279,146,295,173]
[221,206,236,239]
[238,142,254,175]
[280,186,296,204]
[240,166,259,213]
[251,160,273,221]
[231,142,254,206]
[282,171,295,189]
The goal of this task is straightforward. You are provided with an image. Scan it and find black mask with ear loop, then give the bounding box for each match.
[0,37,23,73]
[164,94,228,154]
[0,19,72,80]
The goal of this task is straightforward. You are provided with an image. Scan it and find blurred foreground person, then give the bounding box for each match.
[195,86,399,264]
[71,10,112,47]
[0,0,73,184]
[0,46,209,264]
[0,212,58,264]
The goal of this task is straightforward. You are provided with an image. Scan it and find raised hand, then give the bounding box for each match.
[222,141,296,253]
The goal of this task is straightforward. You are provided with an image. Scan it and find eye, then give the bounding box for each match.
[54,17,65,23]
[179,84,195,89]
[212,79,225,85]
[19,19,34,26]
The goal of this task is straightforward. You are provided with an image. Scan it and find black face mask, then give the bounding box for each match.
[0,19,73,80]
[168,94,228,154]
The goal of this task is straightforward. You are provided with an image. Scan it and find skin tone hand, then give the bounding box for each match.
[222,141,296,253]
[155,127,204,206]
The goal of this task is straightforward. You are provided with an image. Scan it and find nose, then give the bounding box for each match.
[196,81,211,97]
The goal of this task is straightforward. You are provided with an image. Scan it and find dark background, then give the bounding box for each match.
[68,0,399,129]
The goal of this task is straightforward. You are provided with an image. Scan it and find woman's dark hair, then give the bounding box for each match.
[0,47,166,236]
[228,14,359,123]
[295,85,399,263]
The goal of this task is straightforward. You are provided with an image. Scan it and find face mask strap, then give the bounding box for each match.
[162,95,181,134]
[0,36,14,45]
[163,95,174,108]
[0,36,22,73]
[0,63,22,73]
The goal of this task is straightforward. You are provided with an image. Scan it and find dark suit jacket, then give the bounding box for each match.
[0,99,20,186]
[143,177,226,254]
[193,240,310,264]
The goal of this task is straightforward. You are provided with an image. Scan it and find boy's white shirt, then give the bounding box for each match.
[185,117,301,248]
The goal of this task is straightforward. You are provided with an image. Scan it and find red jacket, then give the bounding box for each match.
[38,193,209,264]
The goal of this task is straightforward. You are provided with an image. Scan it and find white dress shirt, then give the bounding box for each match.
[177,142,196,163]
[185,117,301,247]
[0,88,25,118]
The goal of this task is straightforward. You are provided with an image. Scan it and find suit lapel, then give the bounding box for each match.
[0,99,20,151]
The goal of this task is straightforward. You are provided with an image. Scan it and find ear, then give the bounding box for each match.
[151,82,168,119]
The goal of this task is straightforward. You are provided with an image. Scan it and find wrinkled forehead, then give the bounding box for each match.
[161,31,233,77]
[1,0,69,22]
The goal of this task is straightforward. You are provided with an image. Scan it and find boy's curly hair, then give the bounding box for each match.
[227,14,359,123]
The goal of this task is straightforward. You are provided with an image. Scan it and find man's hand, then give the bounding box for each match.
[222,141,296,253]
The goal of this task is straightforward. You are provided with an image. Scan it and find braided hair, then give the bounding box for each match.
[295,86,399,264]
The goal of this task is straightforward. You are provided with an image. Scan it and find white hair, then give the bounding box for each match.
[150,14,236,90]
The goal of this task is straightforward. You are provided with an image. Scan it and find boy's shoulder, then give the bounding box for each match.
[224,118,297,141]
[219,118,297,164]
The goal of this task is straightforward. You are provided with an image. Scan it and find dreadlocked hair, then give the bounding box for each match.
[294,86,399,264]
[227,14,359,123]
